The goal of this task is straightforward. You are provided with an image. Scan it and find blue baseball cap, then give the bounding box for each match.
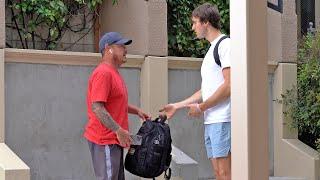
[99,32,132,54]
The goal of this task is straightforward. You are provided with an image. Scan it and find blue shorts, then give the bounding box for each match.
[204,122,231,159]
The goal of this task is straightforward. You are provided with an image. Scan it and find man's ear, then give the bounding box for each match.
[104,44,112,54]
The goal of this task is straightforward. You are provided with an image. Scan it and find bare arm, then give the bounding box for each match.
[92,102,120,131]
[128,104,150,120]
[199,68,230,111]
[91,102,131,146]
[160,90,202,119]
[128,104,140,115]
[175,90,202,108]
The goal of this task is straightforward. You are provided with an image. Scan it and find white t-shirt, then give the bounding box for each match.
[201,34,231,124]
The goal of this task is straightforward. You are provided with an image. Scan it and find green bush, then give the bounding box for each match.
[167,0,229,58]
[281,32,320,151]
[6,0,117,50]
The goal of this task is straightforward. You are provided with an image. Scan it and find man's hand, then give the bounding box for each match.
[115,128,132,147]
[137,110,151,121]
[128,105,151,121]
[159,103,178,119]
[187,103,202,117]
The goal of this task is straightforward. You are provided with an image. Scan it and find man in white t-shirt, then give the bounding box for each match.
[160,3,231,180]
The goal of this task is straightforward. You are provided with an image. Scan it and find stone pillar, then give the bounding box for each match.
[100,0,167,56]
[230,0,269,179]
[140,56,168,117]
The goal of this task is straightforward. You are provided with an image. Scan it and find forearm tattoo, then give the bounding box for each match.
[91,102,120,132]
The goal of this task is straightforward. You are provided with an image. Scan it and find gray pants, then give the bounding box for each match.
[88,141,125,180]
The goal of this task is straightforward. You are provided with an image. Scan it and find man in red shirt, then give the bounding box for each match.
[84,32,150,180]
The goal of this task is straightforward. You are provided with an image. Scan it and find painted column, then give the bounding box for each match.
[230,0,269,179]
[140,56,168,118]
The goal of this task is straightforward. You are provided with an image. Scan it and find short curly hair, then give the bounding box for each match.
[192,3,221,30]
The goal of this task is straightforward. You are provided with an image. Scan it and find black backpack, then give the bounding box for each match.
[125,115,172,179]
[213,35,229,67]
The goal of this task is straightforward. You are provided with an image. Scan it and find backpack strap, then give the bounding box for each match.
[152,168,171,180]
[213,35,229,67]
[164,168,171,180]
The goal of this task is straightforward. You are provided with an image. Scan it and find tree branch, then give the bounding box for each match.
[63,24,94,51]
[19,0,28,48]
[8,0,25,49]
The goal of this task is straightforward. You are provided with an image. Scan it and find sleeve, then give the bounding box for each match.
[218,38,231,69]
[90,71,112,103]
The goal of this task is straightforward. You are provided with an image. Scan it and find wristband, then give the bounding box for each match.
[196,103,202,112]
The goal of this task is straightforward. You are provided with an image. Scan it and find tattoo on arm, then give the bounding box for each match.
[91,102,120,132]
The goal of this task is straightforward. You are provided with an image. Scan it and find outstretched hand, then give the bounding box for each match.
[159,103,179,119]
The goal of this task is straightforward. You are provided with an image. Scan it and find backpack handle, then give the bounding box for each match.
[155,114,167,123]
[159,114,167,123]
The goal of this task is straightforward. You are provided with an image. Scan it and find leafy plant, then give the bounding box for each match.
[281,32,320,150]
[167,0,229,58]
[6,0,118,50]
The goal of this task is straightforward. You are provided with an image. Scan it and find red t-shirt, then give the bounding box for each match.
[84,63,129,145]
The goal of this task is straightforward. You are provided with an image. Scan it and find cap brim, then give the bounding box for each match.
[114,39,132,45]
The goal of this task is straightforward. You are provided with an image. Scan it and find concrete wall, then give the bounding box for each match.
[3,49,280,179]
[167,69,208,179]
[0,0,4,49]
[4,62,141,180]
[100,0,167,56]
[281,0,297,62]
[268,9,283,62]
